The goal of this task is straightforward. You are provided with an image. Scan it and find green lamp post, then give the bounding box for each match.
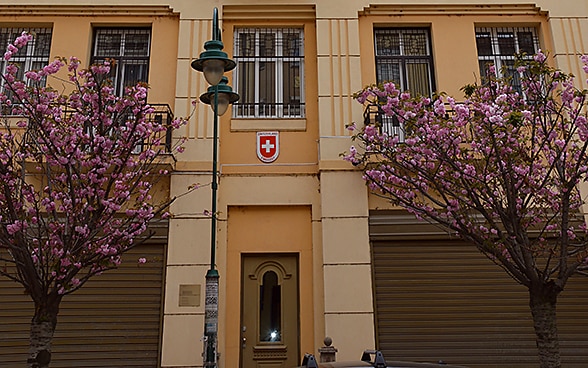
[191,7,239,368]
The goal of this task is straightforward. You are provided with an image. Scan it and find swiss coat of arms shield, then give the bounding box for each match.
[256,131,279,163]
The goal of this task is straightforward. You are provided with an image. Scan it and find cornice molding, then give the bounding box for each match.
[223,4,316,21]
[0,5,177,17]
[359,3,547,17]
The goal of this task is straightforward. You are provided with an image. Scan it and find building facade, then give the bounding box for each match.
[1,1,588,367]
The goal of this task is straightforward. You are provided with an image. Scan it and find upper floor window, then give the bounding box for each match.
[0,27,53,85]
[374,28,435,97]
[91,28,151,95]
[0,27,52,115]
[475,27,539,89]
[373,28,434,141]
[233,27,305,119]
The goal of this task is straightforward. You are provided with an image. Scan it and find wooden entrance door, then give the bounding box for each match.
[241,254,299,368]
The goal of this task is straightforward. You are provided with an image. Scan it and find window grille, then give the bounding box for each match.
[233,28,305,119]
[372,28,435,142]
[0,27,52,80]
[475,27,539,89]
[0,27,53,115]
[91,28,151,96]
[374,28,435,97]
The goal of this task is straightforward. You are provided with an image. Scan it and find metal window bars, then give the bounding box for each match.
[90,28,151,96]
[475,27,539,91]
[233,28,305,118]
[374,28,435,97]
[0,27,53,115]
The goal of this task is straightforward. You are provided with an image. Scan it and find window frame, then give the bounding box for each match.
[232,27,305,119]
[0,27,53,115]
[372,27,435,142]
[475,26,540,88]
[0,27,53,86]
[373,27,436,97]
[90,27,151,96]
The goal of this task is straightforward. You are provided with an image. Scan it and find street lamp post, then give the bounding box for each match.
[191,7,239,368]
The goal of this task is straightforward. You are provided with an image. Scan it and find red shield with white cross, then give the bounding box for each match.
[256,131,279,163]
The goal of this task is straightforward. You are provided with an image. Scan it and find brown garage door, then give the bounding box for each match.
[0,242,166,368]
[370,211,588,368]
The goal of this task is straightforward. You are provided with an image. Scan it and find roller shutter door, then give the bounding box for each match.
[370,211,588,368]
[0,242,166,368]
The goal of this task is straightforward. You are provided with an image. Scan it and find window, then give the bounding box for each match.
[372,28,434,141]
[475,27,539,89]
[91,28,151,95]
[233,28,305,118]
[374,28,435,97]
[0,27,52,85]
[0,27,52,115]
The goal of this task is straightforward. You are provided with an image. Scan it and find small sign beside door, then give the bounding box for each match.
[256,131,279,163]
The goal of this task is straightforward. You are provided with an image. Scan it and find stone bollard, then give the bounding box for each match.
[318,336,337,363]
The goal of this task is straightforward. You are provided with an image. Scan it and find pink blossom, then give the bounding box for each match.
[487,65,496,76]
[25,71,41,81]
[13,32,33,48]
[534,50,546,62]
[6,223,21,235]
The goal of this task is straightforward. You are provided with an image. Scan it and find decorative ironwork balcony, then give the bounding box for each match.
[363,101,459,143]
[139,103,174,153]
[1,103,175,154]
[233,101,305,119]
[363,102,405,142]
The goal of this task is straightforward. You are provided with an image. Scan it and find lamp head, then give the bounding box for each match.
[191,40,237,86]
[199,76,240,116]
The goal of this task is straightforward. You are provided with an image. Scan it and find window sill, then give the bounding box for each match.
[230,118,306,132]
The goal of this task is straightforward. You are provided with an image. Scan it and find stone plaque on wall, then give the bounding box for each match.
[179,284,201,307]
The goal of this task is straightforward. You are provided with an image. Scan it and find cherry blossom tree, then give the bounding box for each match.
[0,32,186,367]
[345,52,588,368]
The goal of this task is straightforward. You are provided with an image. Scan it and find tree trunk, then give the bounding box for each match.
[28,298,60,368]
[529,283,561,368]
